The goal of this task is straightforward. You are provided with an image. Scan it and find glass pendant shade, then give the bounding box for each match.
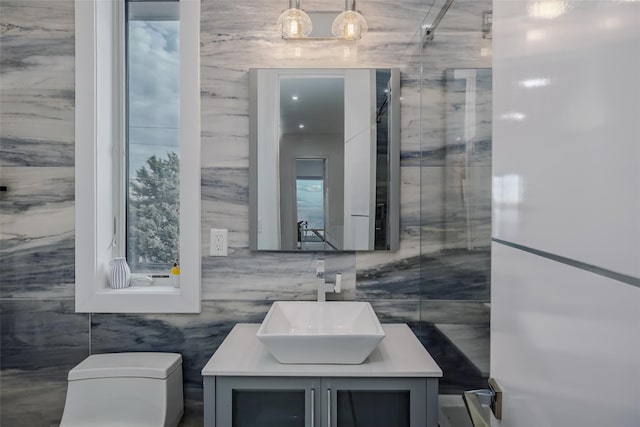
[331,3,367,40]
[278,4,312,38]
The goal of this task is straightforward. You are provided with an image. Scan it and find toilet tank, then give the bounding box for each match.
[60,352,183,427]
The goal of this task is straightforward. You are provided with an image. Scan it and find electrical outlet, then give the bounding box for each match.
[210,228,228,256]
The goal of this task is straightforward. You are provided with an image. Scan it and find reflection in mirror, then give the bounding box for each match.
[296,159,328,250]
[249,68,400,251]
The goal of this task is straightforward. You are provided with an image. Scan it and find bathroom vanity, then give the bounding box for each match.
[202,324,442,427]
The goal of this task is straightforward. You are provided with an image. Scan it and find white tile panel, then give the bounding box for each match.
[492,0,640,278]
[491,242,640,427]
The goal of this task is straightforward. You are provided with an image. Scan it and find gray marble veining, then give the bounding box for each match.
[1,0,75,168]
[0,299,89,426]
[420,300,491,325]
[0,167,75,298]
[90,301,272,385]
[356,249,490,301]
[435,323,490,376]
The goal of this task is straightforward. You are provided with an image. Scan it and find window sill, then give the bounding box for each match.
[97,285,180,295]
[78,279,198,313]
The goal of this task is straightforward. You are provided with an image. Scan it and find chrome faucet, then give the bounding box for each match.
[316,260,342,301]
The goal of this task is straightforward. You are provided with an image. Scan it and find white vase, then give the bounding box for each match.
[109,257,131,289]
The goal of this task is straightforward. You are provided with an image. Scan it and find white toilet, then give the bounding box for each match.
[60,352,184,427]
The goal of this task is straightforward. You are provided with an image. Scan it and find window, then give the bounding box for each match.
[75,0,200,313]
[125,1,180,274]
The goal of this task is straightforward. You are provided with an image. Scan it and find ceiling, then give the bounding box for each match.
[279,76,344,136]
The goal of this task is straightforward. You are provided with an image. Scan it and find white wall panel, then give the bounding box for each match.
[491,243,640,427]
[493,0,640,277]
[492,1,640,425]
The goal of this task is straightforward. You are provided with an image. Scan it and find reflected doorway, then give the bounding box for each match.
[295,159,331,250]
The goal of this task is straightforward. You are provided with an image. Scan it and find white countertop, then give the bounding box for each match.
[202,324,443,378]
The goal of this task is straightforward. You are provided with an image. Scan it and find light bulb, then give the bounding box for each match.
[331,9,367,40]
[346,22,356,39]
[289,19,299,36]
[277,3,312,39]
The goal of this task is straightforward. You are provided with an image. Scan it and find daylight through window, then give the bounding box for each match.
[126,0,180,274]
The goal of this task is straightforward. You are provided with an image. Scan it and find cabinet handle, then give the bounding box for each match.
[327,389,332,427]
[310,388,315,427]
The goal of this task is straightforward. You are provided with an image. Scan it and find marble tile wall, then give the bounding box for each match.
[0,0,491,425]
[416,4,492,391]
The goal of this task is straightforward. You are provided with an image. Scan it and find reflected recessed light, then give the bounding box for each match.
[501,112,526,121]
[526,30,546,41]
[298,123,305,129]
[519,78,550,88]
[292,95,299,100]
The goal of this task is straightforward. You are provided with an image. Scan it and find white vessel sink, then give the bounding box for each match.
[256,301,385,364]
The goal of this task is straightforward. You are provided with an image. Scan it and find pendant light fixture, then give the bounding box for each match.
[278,0,313,39]
[331,0,368,40]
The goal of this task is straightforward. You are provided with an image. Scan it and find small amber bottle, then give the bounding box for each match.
[171,262,180,288]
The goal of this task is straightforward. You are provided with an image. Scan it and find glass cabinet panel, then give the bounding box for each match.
[232,390,305,427]
[336,390,410,427]
[216,377,320,427]
[325,378,427,427]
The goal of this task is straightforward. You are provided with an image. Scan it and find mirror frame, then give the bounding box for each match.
[248,68,400,252]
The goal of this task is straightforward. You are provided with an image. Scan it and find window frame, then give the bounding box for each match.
[75,0,201,313]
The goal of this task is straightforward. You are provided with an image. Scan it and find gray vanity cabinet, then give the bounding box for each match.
[202,324,442,427]
[214,376,432,427]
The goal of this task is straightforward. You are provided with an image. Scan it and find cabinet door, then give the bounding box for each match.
[322,378,428,427]
[216,377,321,427]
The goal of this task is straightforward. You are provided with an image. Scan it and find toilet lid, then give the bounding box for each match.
[68,352,182,380]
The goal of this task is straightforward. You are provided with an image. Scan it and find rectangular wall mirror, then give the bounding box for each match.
[249,68,400,251]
